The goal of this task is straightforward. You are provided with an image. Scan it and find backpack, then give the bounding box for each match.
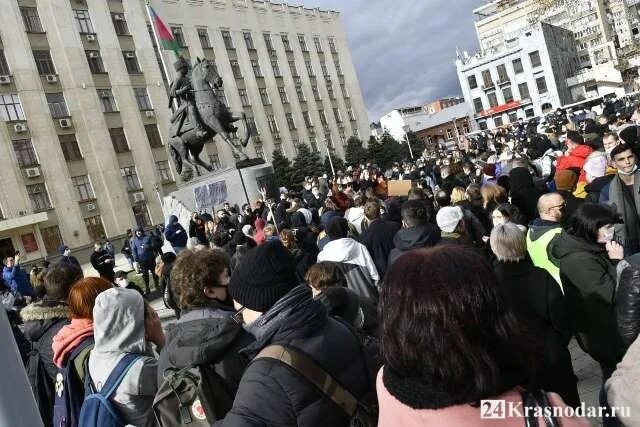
[53,337,94,427]
[255,345,378,427]
[78,353,141,427]
[152,364,235,426]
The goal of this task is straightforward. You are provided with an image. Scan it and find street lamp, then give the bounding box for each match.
[322,138,336,176]
[402,125,415,160]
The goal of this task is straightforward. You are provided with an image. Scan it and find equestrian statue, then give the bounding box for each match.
[168,56,252,181]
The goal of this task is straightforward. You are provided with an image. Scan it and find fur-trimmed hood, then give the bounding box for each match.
[20,300,70,322]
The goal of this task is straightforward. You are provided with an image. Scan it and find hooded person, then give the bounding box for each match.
[388,200,441,267]
[218,241,373,426]
[317,217,380,305]
[157,248,251,416]
[164,215,188,254]
[88,287,164,427]
[57,245,80,268]
[131,227,159,294]
[509,167,544,224]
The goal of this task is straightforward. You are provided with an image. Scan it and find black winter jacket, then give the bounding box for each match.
[388,223,441,267]
[551,231,625,369]
[616,264,640,349]
[219,286,372,427]
[359,219,401,278]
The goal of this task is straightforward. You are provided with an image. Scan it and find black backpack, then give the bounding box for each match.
[152,365,235,426]
[52,338,94,427]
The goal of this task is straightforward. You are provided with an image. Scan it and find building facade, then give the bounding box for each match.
[0,0,369,263]
[413,103,472,149]
[457,23,579,130]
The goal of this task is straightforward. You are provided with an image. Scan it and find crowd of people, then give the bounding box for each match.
[6,100,640,426]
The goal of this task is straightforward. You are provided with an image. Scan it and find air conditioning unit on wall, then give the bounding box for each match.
[145,110,155,118]
[13,123,27,133]
[86,34,96,42]
[86,202,97,212]
[25,167,41,178]
[132,192,145,203]
[0,75,11,84]
[45,74,58,83]
[59,118,72,128]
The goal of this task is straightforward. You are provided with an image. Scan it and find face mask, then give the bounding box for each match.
[618,164,638,176]
[116,279,128,288]
[605,146,615,155]
[64,250,71,256]
[601,227,615,242]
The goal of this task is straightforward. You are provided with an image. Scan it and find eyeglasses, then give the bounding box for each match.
[548,203,566,211]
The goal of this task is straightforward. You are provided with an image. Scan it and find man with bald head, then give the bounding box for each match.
[526,193,565,290]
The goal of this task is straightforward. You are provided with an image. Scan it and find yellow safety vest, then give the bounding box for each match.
[526,227,563,293]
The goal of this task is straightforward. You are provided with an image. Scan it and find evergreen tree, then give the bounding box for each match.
[344,136,368,166]
[324,152,346,175]
[293,144,324,183]
[402,130,425,161]
[271,149,294,188]
[370,132,403,170]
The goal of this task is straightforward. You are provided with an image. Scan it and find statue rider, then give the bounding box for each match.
[169,56,207,138]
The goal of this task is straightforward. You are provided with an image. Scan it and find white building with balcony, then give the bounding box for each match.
[457,22,578,129]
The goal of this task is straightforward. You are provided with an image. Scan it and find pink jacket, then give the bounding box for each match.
[377,368,589,427]
[51,318,94,368]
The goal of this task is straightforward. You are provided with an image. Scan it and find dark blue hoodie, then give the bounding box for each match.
[164,215,188,247]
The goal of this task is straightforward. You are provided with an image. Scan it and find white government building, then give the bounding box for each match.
[0,0,369,263]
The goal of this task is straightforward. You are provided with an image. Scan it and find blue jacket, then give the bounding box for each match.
[164,215,188,247]
[131,232,156,266]
[2,265,34,296]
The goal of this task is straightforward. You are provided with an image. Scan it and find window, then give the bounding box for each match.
[302,110,313,127]
[305,60,315,77]
[508,112,518,123]
[251,59,262,77]
[121,166,140,190]
[27,183,52,211]
[347,107,356,121]
[238,89,250,106]
[267,114,278,133]
[230,60,242,78]
[281,34,291,51]
[512,58,523,73]
[518,82,530,100]
[468,75,478,89]
[46,92,69,118]
[333,108,342,123]
[109,127,129,153]
[311,85,321,101]
[259,87,270,105]
[327,84,335,100]
[123,51,140,73]
[72,175,94,201]
[309,137,317,152]
[98,89,118,113]
[289,60,298,77]
[0,94,25,121]
[536,76,548,94]
[529,50,541,67]
[156,160,173,182]
[21,7,43,33]
[12,139,38,167]
[271,60,281,77]
[319,109,328,127]
[85,216,106,242]
[198,28,211,48]
[479,121,488,130]
[41,226,63,256]
[243,31,255,50]
[74,10,94,34]
[222,30,234,49]
[328,37,337,53]
[255,144,264,159]
[0,50,9,75]
[314,36,323,53]
[446,129,453,139]
[296,85,305,102]
[171,27,186,47]
[286,112,296,130]
[481,69,492,87]
[494,116,504,127]
[334,60,343,75]
[502,86,513,103]
[33,51,56,75]
[496,64,508,82]
[112,13,129,36]
[134,87,152,110]
[340,84,349,98]
[59,134,82,161]
[145,124,162,147]
[246,117,258,135]
[264,33,275,52]
[298,34,308,52]
[132,205,151,228]
[525,108,534,118]
[487,92,498,108]
[86,51,105,73]
[208,153,221,170]
[320,60,329,76]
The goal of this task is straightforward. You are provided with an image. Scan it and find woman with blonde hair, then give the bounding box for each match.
[450,187,467,205]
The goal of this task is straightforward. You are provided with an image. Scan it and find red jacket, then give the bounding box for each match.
[556,144,593,182]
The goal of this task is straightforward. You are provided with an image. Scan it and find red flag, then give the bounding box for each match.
[148,5,180,57]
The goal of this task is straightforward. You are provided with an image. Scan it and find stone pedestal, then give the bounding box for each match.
[162,162,275,229]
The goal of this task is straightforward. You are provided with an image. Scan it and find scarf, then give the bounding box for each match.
[52,318,94,368]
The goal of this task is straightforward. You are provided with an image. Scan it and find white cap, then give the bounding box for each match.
[436,206,464,233]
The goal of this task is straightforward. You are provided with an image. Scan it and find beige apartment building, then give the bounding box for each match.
[0,0,368,262]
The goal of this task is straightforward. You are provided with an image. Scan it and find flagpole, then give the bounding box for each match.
[145,0,174,105]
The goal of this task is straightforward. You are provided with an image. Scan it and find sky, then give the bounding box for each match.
[311,0,486,123]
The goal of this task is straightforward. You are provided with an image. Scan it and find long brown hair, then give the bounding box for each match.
[68,277,113,319]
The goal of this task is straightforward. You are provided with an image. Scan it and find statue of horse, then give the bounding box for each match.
[169,57,250,180]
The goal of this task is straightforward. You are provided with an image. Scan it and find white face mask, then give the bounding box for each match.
[599,225,615,243]
[64,249,71,256]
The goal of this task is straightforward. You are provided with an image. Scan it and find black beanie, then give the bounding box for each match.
[326,217,349,240]
[229,241,298,312]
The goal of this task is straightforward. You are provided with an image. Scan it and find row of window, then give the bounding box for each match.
[0,87,153,121]
[467,51,542,90]
[217,29,337,55]
[19,6,130,36]
[245,106,355,135]
[227,53,343,80]
[238,82,349,107]
[472,76,547,114]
